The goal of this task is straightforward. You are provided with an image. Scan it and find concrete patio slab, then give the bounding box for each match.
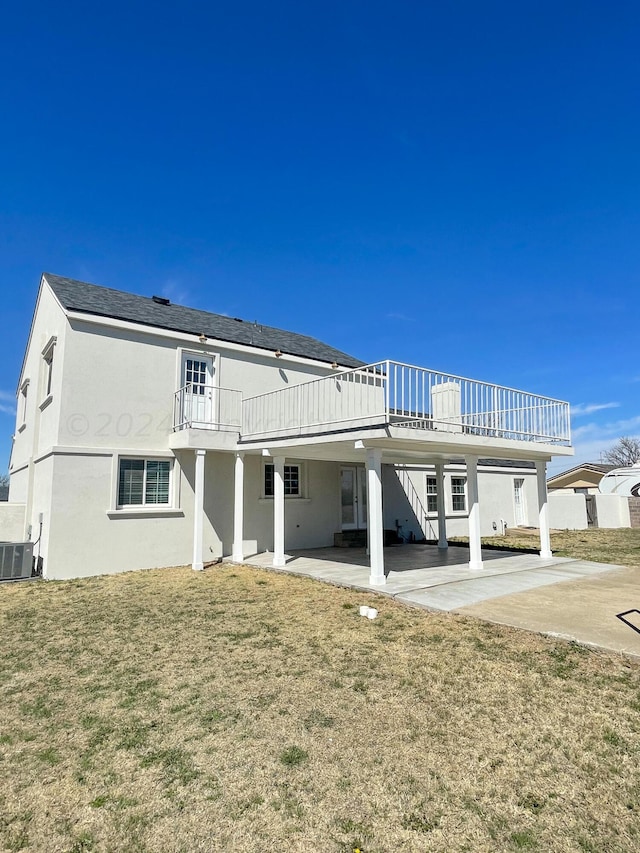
[238,544,634,655]
[457,565,640,657]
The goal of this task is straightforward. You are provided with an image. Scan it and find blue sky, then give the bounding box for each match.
[1,1,639,475]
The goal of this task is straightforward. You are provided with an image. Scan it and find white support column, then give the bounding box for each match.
[232,452,245,562]
[273,455,286,567]
[435,462,448,549]
[537,459,552,559]
[465,455,483,571]
[366,448,385,585]
[192,449,206,571]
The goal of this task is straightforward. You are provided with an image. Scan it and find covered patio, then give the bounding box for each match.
[241,543,619,612]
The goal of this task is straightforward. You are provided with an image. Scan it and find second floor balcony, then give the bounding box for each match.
[173,361,571,454]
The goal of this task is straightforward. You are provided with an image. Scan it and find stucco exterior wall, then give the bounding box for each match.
[0,504,26,541]
[56,317,338,450]
[46,451,191,579]
[384,464,539,540]
[592,494,630,528]
[548,494,588,529]
[39,448,344,579]
[10,283,68,472]
[242,456,340,553]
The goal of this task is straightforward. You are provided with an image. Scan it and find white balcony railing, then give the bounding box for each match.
[241,361,571,446]
[173,384,242,431]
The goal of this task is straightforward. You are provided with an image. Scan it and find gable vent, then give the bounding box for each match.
[152,295,170,306]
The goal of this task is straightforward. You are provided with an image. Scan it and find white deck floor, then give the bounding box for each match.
[239,544,621,612]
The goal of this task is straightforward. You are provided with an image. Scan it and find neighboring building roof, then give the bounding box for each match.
[44,273,365,369]
[547,462,616,485]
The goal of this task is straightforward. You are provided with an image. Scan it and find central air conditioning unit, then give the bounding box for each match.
[0,542,34,581]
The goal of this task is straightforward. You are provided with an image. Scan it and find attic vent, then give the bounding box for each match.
[152,295,170,306]
[233,317,243,322]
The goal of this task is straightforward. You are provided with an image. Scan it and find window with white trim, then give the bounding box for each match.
[426,476,438,514]
[118,459,172,507]
[264,463,301,497]
[19,380,29,427]
[451,476,467,512]
[41,338,56,401]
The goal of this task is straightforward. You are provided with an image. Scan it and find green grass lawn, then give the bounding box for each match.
[1,558,639,852]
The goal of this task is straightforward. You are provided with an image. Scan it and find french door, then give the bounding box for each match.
[340,466,368,530]
[181,354,215,428]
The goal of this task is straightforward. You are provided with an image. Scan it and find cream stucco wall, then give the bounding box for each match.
[385,464,539,540]
[592,494,630,528]
[0,504,26,541]
[547,493,588,529]
[10,282,69,476]
[55,315,339,450]
[40,449,344,579]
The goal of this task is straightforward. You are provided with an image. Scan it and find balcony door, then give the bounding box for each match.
[181,354,215,428]
[340,466,367,530]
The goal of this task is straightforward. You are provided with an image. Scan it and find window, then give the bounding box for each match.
[19,380,29,428]
[264,463,301,497]
[41,337,57,402]
[426,476,438,514]
[118,459,171,507]
[451,476,467,512]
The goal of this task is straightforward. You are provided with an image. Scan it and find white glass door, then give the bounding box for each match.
[513,478,526,526]
[340,466,367,530]
[182,355,215,427]
[356,467,367,529]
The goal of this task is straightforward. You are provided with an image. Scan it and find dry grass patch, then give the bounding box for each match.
[1,563,639,852]
[454,527,640,569]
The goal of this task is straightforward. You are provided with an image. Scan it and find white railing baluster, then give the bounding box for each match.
[236,360,570,445]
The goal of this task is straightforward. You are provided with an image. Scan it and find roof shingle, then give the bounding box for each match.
[44,273,364,368]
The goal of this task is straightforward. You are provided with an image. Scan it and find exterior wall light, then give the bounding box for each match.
[275,349,283,358]
[198,333,207,343]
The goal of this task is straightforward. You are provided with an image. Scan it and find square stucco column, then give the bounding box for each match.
[366,448,385,585]
[272,455,286,567]
[465,455,483,571]
[435,462,448,549]
[192,449,206,571]
[232,452,245,562]
[537,460,553,559]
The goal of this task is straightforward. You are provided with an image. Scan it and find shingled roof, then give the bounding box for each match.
[44,273,364,369]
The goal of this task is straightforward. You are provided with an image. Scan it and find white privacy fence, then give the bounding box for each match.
[241,361,571,445]
[173,384,242,431]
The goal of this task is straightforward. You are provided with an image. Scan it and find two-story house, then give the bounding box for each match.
[2,273,572,582]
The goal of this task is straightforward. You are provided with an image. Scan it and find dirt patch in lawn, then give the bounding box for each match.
[1,564,639,852]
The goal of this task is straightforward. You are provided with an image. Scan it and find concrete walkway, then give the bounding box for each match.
[240,544,639,656]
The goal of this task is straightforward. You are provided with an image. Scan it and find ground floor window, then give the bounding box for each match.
[118,459,171,507]
[426,476,438,514]
[264,463,301,497]
[451,476,467,512]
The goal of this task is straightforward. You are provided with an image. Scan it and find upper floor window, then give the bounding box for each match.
[451,476,467,512]
[264,463,301,497]
[41,336,57,403]
[18,380,29,429]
